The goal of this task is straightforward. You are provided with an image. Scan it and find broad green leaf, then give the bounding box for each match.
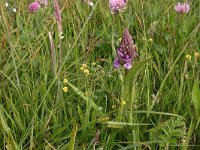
[192,80,200,117]
[124,58,151,97]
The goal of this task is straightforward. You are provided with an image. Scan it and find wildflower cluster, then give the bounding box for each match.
[63,78,68,93]
[80,64,90,76]
[28,0,48,13]
[185,52,199,62]
[108,1,190,15]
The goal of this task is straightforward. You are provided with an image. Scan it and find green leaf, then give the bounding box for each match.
[192,80,200,117]
[124,58,151,97]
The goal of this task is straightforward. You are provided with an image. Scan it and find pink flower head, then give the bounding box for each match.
[29,1,41,13]
[109,0,127,14]
[175,2,190,14]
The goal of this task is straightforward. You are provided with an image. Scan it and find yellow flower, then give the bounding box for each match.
[121,100,126,106]
[80,64,87,71]
[80,67,84,71]
[84,69,90,76]
[82,64,87,68]
[63,87,68,93]
[63,79,68,84]
[194,52,199,59]
[148,38,153,42]
[185,55,191,60]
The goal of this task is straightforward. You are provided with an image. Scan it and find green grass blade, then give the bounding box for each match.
[67,82,103,114]
[192,80,200,117]
[68,124,78,150]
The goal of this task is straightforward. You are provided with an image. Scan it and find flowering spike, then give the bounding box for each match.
[53,0,63,37]
[113,29,137,70]
[53,0,62,23]
[175,2,190,14]
[109,0,127,14]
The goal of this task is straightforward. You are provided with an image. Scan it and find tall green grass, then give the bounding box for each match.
[0,0,200,149]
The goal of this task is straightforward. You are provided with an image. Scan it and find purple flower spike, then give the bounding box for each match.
[175,2,190,14]
[109,0,127,14]
[29,1,41,13]
[113,29,138,70]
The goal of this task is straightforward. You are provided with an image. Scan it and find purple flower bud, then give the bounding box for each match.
[113,58,120,68]
[175,2,190,14]
[29,1,41,13]
[125,55,130,59]
[117,50,124,57]
[109,0,127,14]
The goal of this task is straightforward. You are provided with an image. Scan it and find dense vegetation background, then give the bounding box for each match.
[0,0,200,149]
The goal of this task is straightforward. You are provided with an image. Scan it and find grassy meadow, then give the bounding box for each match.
[0,0,200,149]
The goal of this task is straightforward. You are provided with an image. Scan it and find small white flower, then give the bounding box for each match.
[13,8,17,13]
[5,2,9,7]
[89,2,94,7]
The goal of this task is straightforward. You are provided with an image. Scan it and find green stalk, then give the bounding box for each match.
[177,61,188,112]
